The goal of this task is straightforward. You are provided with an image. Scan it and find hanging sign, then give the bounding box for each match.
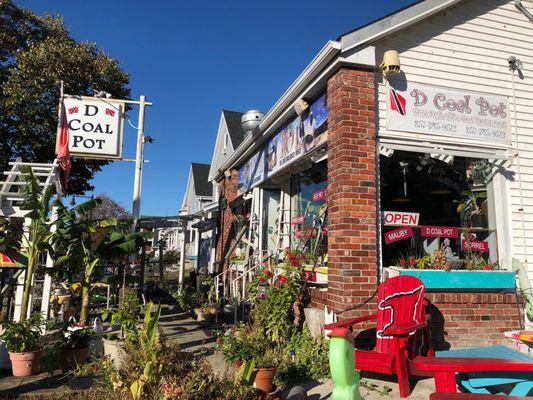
[387,82,510,145]
[58,97,124,159]
[420,226,459,238]
[383,211,419,226]
[384,227,414,244]
[461,239,489,252]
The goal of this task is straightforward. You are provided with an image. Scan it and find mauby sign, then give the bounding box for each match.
[384,227,414,244]
[58,97,124,159]
[387,82,510,145]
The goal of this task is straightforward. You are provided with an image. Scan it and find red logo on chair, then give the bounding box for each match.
[377,284,424,339]
[390,89,407,116]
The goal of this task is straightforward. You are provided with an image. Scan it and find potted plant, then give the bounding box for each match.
[101,291,140,368]
[0,313,45,376]
[58,322,94,373]
[252,347,284,394]
[456,190,488,228]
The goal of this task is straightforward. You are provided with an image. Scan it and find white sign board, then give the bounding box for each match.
[387,82,510,146]
[59,97,124,159]
[383,211,420,226]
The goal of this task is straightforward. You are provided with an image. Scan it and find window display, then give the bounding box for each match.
[380,151,498,271]
[290,160,327,267]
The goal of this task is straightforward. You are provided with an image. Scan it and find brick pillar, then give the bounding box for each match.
[215,170,239,273]
[326,67,378,321]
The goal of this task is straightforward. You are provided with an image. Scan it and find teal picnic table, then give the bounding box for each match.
[436,345,533,396]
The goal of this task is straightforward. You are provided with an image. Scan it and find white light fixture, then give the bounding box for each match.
[379,50,401,76]
[379,145,394,158]
[293,98,309,116]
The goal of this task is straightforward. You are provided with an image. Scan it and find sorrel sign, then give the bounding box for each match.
[461,239,489,252]
[387,82,510,145]
[383,211,419,226]
[420,226,459,238]
[384,227,414,244]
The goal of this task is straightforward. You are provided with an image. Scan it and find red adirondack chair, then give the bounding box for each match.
[325,275,434,398]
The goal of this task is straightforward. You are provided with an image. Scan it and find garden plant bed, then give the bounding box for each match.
[384,267,516,291]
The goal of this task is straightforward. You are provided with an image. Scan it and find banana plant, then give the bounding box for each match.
[0,168,55,321]
[50,198,149,326]
[130,302,162,399]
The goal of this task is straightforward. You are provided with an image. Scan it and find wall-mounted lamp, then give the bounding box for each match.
[379,50,401,76]
[379,145,394,158]
[293,98,309,116]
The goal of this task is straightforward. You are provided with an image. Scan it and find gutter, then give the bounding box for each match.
[515,0,533,22]
[213,40,342,182]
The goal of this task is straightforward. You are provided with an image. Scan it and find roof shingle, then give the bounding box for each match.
[222,110,244,148]
[191,163,213,197]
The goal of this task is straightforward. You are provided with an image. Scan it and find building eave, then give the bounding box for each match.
[340,0,465,52]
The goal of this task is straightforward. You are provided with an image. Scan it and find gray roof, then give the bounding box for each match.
[222,110,244,148]
[191,163,213,197]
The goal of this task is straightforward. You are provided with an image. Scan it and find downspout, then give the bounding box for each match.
[509,57,528,269]
[515,0,533,22]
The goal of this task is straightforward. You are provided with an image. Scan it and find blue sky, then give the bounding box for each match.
[18,0,414,216]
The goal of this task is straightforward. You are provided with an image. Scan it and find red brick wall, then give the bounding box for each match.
[308,288,328,309]
[326,67,378,324]
[427,292,523,349]
[215,170,239,273]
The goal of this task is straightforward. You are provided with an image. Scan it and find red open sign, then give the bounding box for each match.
[383,211,419,226]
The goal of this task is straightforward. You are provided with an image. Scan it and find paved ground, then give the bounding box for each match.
[0,305,436,398]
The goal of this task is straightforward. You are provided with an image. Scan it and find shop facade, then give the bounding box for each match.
[214,0,532,348]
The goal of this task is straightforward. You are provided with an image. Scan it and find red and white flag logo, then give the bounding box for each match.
[389,88,406,116]
[68,107,78,114]
[105,108,115,117]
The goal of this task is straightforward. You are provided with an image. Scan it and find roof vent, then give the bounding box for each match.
[241,110,264,134]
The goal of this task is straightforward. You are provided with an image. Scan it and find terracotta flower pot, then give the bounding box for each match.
[60,347,90,373]
[9,349,43,377]
[253,368,276,393]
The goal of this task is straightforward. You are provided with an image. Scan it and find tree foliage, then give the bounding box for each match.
[90,194,131,221]
[0,0,130,194]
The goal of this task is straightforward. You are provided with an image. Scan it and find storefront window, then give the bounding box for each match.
[290,160,328,266]
[262,189,281,255]
[380,151,498,270]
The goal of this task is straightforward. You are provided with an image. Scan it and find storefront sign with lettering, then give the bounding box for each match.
[58,97,124,159]
[383,211,419,226]
[237,93,328,195]
[384,227,414,244]
[420,226,459,238]
[461,239,489,252]
[312,188,327,202]
[387,82,510,145]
